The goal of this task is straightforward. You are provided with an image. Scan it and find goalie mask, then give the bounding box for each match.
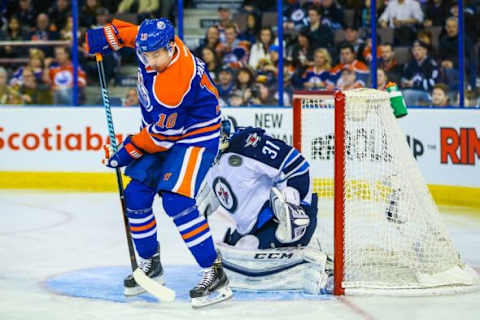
[219,116,236,152]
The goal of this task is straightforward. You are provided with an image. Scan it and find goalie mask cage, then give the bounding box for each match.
[292,89,479,296]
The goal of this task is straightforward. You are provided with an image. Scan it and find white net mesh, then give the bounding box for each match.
[296,88,479,295]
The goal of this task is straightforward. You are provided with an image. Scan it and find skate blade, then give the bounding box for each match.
[123,274,164,297]
[191,285,233,308]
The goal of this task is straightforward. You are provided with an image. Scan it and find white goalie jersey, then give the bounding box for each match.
[204,127,312,235]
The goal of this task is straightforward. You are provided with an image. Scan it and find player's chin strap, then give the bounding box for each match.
[270,187,310,243]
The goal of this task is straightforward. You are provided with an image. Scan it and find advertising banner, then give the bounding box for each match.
[0,107,479,187]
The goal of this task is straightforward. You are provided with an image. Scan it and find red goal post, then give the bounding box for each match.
[292,89,479,296]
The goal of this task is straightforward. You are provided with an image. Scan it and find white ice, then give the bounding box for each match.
[1,190,479,320]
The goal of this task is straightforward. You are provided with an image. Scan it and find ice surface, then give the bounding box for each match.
[1,190,479,320]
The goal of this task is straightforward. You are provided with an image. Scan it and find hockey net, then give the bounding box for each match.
[292,88,479,295]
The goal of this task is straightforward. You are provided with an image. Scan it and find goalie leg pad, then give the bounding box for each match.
[216,242,328,294]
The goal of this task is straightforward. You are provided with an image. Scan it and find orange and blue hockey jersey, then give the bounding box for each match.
[112,20,221,155]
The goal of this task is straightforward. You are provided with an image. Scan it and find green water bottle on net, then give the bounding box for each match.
[386,82,408,118]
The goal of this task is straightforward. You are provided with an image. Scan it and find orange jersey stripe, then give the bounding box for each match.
[130,219,156,232]
[131,128,169,153]
[176,147,202,197]
[151,122,221,141]
[182,222,209,240]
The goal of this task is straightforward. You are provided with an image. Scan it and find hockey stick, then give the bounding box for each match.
[95,54,175,302]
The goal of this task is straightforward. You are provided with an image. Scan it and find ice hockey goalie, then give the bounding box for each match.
[197,119,330,294]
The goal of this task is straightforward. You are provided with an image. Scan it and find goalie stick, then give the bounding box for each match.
[95,53,175,302]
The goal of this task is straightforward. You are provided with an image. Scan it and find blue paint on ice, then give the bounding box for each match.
[45,265,331,303]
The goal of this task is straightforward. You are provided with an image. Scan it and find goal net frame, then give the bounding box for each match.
[292,89,479,296]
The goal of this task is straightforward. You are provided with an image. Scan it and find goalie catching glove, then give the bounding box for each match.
[270,187,310,243]
[102,135,144,168]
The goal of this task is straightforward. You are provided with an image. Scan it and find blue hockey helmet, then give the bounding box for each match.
[136,18,175,56]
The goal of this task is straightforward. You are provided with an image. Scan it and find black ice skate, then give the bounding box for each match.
[124,244,164,296]
[189,255,233,308]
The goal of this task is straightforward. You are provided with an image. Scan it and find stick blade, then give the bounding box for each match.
[132,268,176,302]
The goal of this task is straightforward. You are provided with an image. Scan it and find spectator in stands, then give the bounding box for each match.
[438,17,476,90]
[238,12,261,45]
[218,23,250,70]
[117,0,159,21]
[337,25,365,58]
[416,30,433,52]
[235,67,254,104]
[283,0,309,33]
[448,2,477,40]
[401,40,439,105]
[123,88,138,107]
[10,48,46,87]
[330,43,369,88]
[249,82,276,105]
[60,16,81,41]
[80,0,101,29]
[423,0,450,28]
[378,0,424,46]
[256,45,282,86]
[17,66,53,105]
[229,91,245,107]
[354,0,386,31]
[216,7,238,44]
[321,0,345,30]
[287,28,314,69]
[302,48,333,90]
[361,36,381,64]
[337,66,361,90]
[461,90,479,107]
[29,13,59,57]
[431,83,449,107]
[216,65,236,106]
[378,43,403,84]
[305,7,334,50]
[0,16,28,58]
[201,47,221,82]
[249,26,275,69]
[44,46,86,105]
[48,0,71,31]
[194,26,222,58]
[0,67,22,104]
[30,13,59,42]
[377,68,388,90]
[17,0,38,29]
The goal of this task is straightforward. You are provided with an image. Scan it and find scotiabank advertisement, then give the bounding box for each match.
[0,107,479,187]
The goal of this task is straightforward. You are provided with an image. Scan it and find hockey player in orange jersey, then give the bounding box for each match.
[86,18,232,308]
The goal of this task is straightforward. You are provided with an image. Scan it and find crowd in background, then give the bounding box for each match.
[0,0,479,107]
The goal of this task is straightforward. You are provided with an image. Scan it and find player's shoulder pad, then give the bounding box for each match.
[151,36,196,108]
[227,127,292,169]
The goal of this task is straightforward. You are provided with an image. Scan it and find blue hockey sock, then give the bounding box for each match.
[162,192,217,268]
[127,207,158,259]
[125,180,157,259]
